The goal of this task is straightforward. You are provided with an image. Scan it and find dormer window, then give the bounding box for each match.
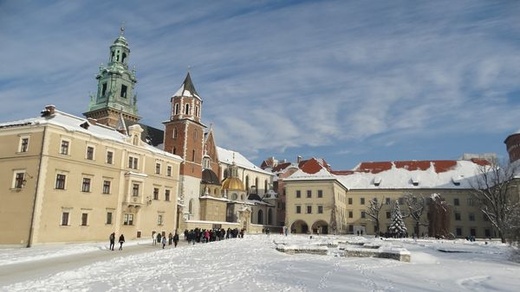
[411,177,419,186]
[373,177,382,186]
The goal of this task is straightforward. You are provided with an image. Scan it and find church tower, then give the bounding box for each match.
[163,73,206,178]
[164,73,206,223]
[84,27,140,127]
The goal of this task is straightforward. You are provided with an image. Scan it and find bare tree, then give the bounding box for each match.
[366,197,384,235]
[470,159,520,243]
[428,193,451,238]
[402,193,427,236]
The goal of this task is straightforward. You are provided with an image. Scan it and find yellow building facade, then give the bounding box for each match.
[0,106,182,246]
[284,158,495,238]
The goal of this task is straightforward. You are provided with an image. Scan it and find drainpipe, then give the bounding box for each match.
[27,126,47,247]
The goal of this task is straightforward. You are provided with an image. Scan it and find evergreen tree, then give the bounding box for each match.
[389,200,407,238]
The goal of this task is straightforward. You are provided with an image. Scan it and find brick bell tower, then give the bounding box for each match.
[163,73,206,178]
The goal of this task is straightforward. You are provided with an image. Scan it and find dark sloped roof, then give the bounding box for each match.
[202,168,220,185]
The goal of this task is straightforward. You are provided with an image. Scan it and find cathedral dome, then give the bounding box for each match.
[221,177,245,191]
[202,169,220,185]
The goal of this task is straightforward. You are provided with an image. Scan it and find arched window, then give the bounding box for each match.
[184,104,190,115]
[268,209,273,225]
[174,103,179,115]
[189,199,194,214]
[245,175,250,192]
[172,127,177,139]
[258,210,264,224]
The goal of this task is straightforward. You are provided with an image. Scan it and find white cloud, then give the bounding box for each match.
[1,1,520,169]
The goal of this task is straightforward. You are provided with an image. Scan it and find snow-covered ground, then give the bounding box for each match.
[1,234,519,291]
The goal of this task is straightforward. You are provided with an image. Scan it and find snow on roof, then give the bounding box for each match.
[0,108,182,161]
[282,159,484,190]
[338,160,482,189]
[217,146,271,175]
[284,167,337,181]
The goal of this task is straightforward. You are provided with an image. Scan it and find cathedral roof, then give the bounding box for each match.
[202,168,220,185]
[173,72,201,100]
[221,177,245,191]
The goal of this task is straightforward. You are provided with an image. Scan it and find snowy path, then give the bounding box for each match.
[1,235,519,291]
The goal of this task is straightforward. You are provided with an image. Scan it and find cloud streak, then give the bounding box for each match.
[1,1,519,169]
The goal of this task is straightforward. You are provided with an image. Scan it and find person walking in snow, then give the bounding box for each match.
[156,232,162,247]
[109,232,115,251]
[162,235,167,249]
[118,234,125,250]
[173,232,179,247]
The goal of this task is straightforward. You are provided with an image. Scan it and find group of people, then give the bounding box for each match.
[108,232,125,251]
[109,227,247,251]
[183,227,246,245]
[152,231,180,249]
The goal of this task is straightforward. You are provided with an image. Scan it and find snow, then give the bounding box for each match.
[1,234,519,291]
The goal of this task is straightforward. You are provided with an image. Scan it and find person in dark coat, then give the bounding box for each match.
[173,232,179,247]
[118,234,125,250]
[109,232,115,251]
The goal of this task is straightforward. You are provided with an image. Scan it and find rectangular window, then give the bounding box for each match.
[165,189,171,201]
[348,198,353,204]
[296,190,301,198]
[86,146,94,160]
[167,166,172,177]
[121,84,128,98]
[128,156,138,169]
[123,214,134,225]
[385,197,391,205]
[55,174,66,189]
[106,151,114,164]
[153,188,159,200]
[61,212,70,226]
[106,212,113,224]
[132,184,140,196]
[317,205,323,214]
[155,163,161,174]
[386,211,391,219]
[103,180,111,194]
[467,197,476,206]
[14,172,25,188]
[454,198,460,206]
[361,211,366,219]
[82,178,91,192]
[455,212,461,221]
[81,213,88,226]
[360,198,365,205]
[102,83,107,96]
[296,205,301,214]
[317,190,323,198]
[306,190,312,198]
[456,227,462,236]
[157,214,163,225]
[19,137,29,152]
[306,205,312,214]
[348,211,353,218]
[469,213,475,221]
[60,140,69,155]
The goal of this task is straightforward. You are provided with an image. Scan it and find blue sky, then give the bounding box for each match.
[1,1,519,170]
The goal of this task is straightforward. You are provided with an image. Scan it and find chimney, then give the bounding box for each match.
[41,105,56,117]
[297,155,302,163]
